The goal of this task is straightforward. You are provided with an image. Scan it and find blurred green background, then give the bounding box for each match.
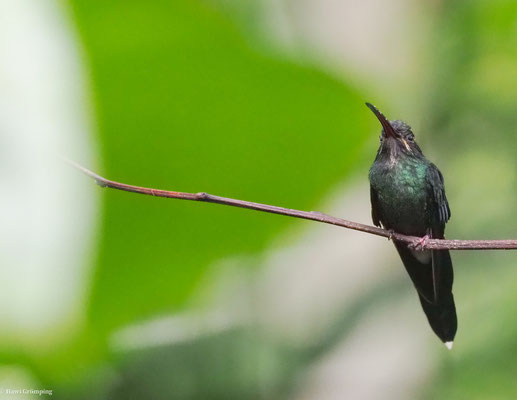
[2,0,517,398]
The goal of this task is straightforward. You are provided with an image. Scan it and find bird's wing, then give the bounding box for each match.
[370,186,381,227]
[426,163,451,234]
[425,163,453,304]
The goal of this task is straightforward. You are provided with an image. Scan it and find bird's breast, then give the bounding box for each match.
[369,160,429,235]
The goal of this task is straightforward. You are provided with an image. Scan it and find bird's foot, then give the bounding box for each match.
[387,229,395,241]
[409,234,430,251]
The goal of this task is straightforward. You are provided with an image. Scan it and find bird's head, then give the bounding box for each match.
[366,102,423,160]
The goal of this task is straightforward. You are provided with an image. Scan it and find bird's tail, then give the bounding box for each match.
[394,243,457,345]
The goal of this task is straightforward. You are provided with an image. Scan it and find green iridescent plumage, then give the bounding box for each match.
[369,159,430,235]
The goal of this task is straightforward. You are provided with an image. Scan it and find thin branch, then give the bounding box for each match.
[65,158,517,250]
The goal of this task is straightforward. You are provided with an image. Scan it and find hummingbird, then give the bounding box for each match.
[366,102,457,349]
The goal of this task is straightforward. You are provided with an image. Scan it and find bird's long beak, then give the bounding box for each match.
[365,102,399,138]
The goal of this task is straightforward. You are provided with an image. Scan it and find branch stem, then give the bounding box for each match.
[66,158,517,251]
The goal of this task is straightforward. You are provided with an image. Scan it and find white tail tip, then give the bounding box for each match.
[445,341,454,350]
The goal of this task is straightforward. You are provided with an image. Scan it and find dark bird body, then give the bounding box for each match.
[366,103,457,347]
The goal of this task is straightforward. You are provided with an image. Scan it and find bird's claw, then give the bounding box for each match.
[387,229,394,241]
[409,234,430,251]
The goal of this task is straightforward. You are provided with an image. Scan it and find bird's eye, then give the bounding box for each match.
[407,134,414,142]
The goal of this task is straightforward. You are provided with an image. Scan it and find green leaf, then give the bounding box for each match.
[70,0,369,345]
